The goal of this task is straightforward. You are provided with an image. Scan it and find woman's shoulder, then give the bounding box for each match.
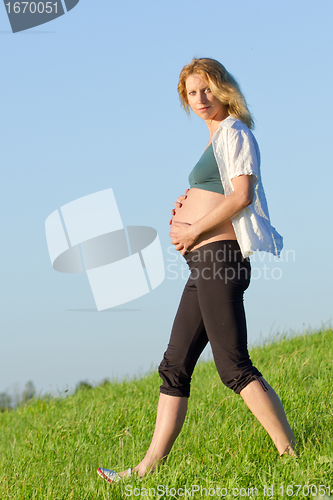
[219,116,251,134]
[214,116,260,173]
[217,117,258,148]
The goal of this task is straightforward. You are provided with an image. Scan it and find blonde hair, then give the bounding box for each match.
[178,58,254,130]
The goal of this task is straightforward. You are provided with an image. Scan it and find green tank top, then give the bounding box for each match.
[188,143,224,195]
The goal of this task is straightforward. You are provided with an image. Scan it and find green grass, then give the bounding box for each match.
[0,329,332,499]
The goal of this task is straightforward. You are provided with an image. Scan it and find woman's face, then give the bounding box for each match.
[185,73,228,122]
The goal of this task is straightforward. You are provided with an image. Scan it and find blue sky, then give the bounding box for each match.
[1,0,332,396]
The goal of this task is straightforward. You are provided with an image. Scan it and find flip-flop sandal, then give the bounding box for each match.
[97,467,133,483]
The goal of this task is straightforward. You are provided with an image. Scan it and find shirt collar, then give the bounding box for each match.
[218,115,238,129]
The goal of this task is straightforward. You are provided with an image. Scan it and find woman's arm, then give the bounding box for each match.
[169,175,254,255]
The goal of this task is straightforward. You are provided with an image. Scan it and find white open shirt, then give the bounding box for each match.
[211,116,283,258]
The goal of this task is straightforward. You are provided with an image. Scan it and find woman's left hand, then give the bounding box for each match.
[169,221,198,255]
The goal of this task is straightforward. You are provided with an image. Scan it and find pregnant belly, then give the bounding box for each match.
[172,188,236,250]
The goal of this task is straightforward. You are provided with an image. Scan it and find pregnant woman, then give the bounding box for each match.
[98,57,296,483]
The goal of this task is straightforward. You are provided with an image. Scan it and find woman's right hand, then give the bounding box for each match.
[169,189,190,225]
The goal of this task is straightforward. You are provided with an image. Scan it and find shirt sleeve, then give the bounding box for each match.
[227,127,260,183]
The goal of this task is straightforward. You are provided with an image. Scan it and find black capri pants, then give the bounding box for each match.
[159,240,262,397]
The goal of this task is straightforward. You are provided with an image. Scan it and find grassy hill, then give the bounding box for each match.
[0,329,332,499]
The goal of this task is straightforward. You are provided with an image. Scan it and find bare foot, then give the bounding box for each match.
[117,467,134,478]
[119,461,152,478]
[280,444,297,457]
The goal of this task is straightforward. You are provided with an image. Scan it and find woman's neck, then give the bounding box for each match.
[205,111,229,140]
